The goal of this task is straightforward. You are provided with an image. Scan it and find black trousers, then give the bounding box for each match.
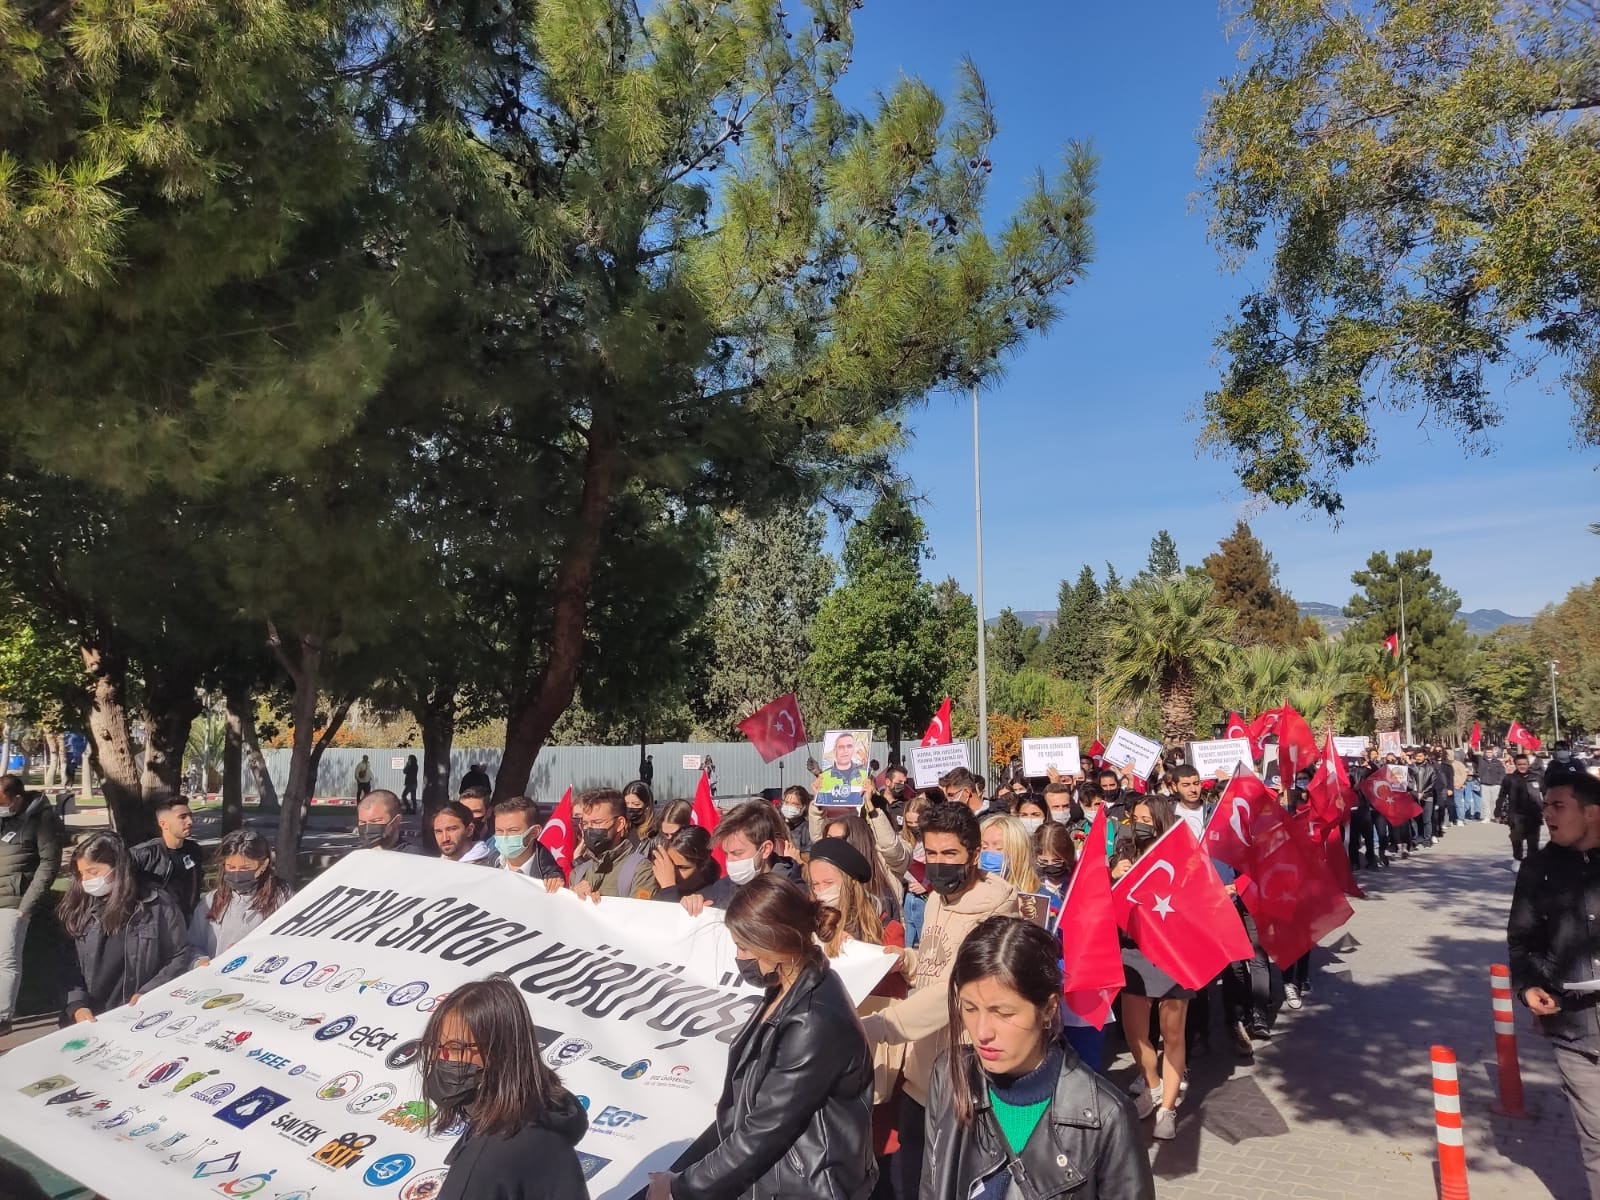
[1224,908,1282,1030]
[893,1096,925,1200]
[1512,811,1543,859]
[1349,808,1378,866]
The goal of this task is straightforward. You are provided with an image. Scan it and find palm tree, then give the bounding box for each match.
[1227,643,1296,717]
[1361,646,1448,735]
[1295,637,1366,737]
[1105,575,1236,743]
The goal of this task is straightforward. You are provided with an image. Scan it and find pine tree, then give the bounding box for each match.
[1045,565,1105,685]
[1203,521,1303,645]
[1144,530,1181,579]
[989,609,1029,675]
[1343,550,1472,688]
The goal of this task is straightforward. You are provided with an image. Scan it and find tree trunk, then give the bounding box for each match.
[1161,669,1196,745]
[1373,696,1398,733]
[230,693,279,815]
[273,631,323,886]
[418,679,457,811]
[495,427,616,801]
[221,696,245,835]
[81,641,149,839]
[307,699,353,801]
[142,662,202,803]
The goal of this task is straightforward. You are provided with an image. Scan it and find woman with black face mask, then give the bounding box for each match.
[187,830,293,967]
[624,779,660,843]
[1109,794,1189,1141]
[650,875,875,1200]
[419,975,589,1200]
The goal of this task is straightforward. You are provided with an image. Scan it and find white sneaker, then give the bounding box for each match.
[1135,1084,1163,1119]
[1153,1107,1177,1140]
[1178,1074,1189,1105]
[1284,983,1303,1010]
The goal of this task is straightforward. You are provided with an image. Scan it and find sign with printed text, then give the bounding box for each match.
[0,853,891,1200]
[1378,730,1403,756]
[1332,736,1371,759]
[1186,738,1253,778]
[911,742,971,789]
[1101,726,1163,781]
[1020,737,1081,779]
[681,754,702,770]
[389,756,406,771]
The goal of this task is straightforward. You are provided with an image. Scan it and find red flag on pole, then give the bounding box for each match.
[1204,763,1274,874]
[1246,709,1282,760]
[1359,772,1424,827]
[1111,822,1253,990]
[1507,721,1543,753]
[692,770,725,866]
[1383,632,1400,658]
[1225,711,1250,742]
[1277,705,1320,788]
[920,697,953,747]
[1299,807,1364,900]
[1469,722,1482,751]
[1235,803,1353,971]
[1059,806,1123,1029]
[537,787,577,879]
[737,693,807,763]
[1088,739,1106,765]
[1307,737,1356,826]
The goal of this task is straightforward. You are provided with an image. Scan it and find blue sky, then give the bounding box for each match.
[833,1,1597,617]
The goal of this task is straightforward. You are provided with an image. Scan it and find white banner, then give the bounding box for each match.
[1377,731,1403,756]
[0,853,890,1200]
[911,742,971,789]
[1332,736,1370,759]
[1020,737,1080,779]
[1185,738,1253,779]
[1101,726,1162,780]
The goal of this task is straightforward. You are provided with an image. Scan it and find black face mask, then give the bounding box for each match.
[625,806,649,826]
[357,822,391,847]
[583,825,618,854]
[424,1060,483,1110]
[1037,861,1069,883]
[1132,821,1158,844]
[924,862,970,897]
[735,957,781,989]
[225,870,261,895]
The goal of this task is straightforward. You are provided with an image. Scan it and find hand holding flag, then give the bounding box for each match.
[1059,806,1123,1029]
[921,697,953,747]
[537,787,577,879]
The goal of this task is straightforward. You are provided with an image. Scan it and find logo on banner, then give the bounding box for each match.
[208,1029,253,1052]
[247,1048,294,1070]
[186,989,222,1007]
[193,1151,243,1179]
[592,1105,647,1132]
[172,1068,221,1093]
[378,1100,434,1133]
[203,994,246,1010]
[620,1059,650,1080]
[386,982,428,1007]
[544,1038,592,1068]
[363,1154,415,1186]
[347,1083,397,1116]
[192,1082,238,1105]
[134,1010,173,1031]
[158,1016,198,1039]
[272,1112,328,1145]
[140,1058,189,1088]
[214,1167,279,1196]
[19,1075,72,1097]
[318,1072,364,1101]
[46,1087,93,1105]
[400,1170,448,1199]
[315,1016,357,1042]
[256,955,290,975]
[306,964,340,989]
[215,1086,290,1128]
[220,955,248,974]
[343,1024,400,1055]
[576,1152,612,1182]
[384,1040,422,1071]
[311,1132,377,1171]
[326,968,363,994]
[281,962,318,986]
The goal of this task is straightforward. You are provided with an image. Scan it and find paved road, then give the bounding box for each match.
[1109,818,1587,1199]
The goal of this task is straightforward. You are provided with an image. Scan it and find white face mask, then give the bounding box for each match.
[815,886,841,908]
[780,803,804,821]
[727,856,760,885]
[1021,817,1044,835]
[81,874,113,898]
[1048,808,1072,823]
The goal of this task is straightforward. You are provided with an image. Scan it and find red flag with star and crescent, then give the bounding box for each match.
[737,693,807,763]
[1204,762,1275,875]
[537,787,576,879]
[1507,720,1543,753]
[1111,821,1253,990]
[691,770,726,866]
[1307,736,1356,826]
[1470,721,1482,751]
[1059,806,1123,1029]
[1276,704,1321,787]
[1225,711,1250,742]
[1383,632,1400,658]
[1246,709,1281,760]
[921,697,953,747]
[1359,772,1424,827]
[1234,802,1354,970]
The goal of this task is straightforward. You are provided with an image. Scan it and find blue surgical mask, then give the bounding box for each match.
[978,849,1005,875]
[493,833,529,860]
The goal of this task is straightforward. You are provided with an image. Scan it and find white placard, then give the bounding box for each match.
[1186,738,1253,779]
[1378,730,1403,756]
[1020,737,1081,778]
[1101,726,1163,780]
[389,756,406,771]
[912,742,972,789]
[0,853,890,1200]
[681,754,702,770]
[1332,736,1370,759]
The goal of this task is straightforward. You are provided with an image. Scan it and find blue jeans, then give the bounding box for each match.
[902,890,926,948]
[1459,780,1481,820]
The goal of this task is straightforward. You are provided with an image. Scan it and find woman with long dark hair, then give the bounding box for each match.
[418,975,588,1200]
[1110,794,1188,1140]
[59,831,189,1021]
[188,830,293,967]
[651,824,737,912]
[649,874,875,1200]
[624,780,660,842]
[923,917,1153,1200]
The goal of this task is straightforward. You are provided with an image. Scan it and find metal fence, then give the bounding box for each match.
[252,738,984,802]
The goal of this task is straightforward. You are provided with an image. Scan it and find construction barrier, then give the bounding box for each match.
[1432,1044,1471,1200]
[1489,963,1529,1119]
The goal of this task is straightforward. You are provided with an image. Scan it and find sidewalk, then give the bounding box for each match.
[1130,819,1586,1199]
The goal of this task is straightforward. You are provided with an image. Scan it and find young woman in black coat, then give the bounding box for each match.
[649,874,876,1200]
[59,831,189,1022]
[419,975,589,1200]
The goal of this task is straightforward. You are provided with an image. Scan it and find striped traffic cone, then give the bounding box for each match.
[1489,964,1529,1118]
[1432,1045,1471,1200]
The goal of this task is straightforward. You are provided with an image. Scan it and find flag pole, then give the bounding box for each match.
[1399,571,1413,747]
[972,384,991,783]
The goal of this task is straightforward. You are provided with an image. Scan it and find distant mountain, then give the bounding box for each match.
[989,602,1529,637]
[985,610,1058,632]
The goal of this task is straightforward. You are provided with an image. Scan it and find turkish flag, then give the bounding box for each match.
[1111,822,1253,990]
[1059,807,1123,1029]
[1088,739,1105,765]
[1359,772,1424,826]
[1277,705,1320,786]
[1236,803,1353,971]
[1470,722,1482,751]
[738,693,807,763]
[921,697,953,747]
[1383,632,1400,658]
[537,787,577,879]
[1298,807,1364,900]
[1225,711,1250,742]
[691,770,726,866]
[1507,721,1543,753]
[1204,763,1274,874]
[1307,737,1356,826]
[1247,709,1281,760]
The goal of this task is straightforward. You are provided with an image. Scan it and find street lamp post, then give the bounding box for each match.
[1550,660,1561,744]
[972,385,990,780]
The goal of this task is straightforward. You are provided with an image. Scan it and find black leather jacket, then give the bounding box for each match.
[1502,771,1544,818]
[923,1042,1154,1200]
[1508,843,1600,1049]
[674,960,874,1200]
